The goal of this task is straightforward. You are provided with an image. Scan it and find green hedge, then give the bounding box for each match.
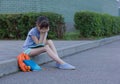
[0,12,66,39]
[74,11,120,37]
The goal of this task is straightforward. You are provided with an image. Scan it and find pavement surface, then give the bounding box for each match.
[0,39,120,84]
[0,40,92,61]
[0,40,97,77]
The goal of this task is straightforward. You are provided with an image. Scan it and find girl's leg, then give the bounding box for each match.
[28,44,75,70]
[28,45,65,64]
[46,40,75,69]
[46,40,59,57]
[28,47,45,56]
[45,45,65,64]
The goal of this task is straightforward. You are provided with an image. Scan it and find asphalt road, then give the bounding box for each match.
[0,40,120,84]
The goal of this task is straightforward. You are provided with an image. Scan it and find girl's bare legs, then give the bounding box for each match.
[46,40,59,57]
[28,40,75,69]
[45,45,65,64]
[46,40,66,63]
[28,44,65,64]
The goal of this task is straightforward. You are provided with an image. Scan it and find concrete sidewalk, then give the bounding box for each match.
[0,35,120,77]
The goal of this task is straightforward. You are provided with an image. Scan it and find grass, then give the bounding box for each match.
[63,30,107,40]
[63,30,80,40]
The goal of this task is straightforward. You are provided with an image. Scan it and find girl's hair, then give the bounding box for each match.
[36,16,49,29]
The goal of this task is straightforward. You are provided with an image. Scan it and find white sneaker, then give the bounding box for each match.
[56,63,75,70]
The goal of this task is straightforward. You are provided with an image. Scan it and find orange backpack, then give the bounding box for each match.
[17,53,31,72]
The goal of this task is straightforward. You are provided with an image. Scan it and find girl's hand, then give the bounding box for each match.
[39,31,48,44]
[40,27,49,33]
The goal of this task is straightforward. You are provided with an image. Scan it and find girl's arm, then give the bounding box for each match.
[31,32,47,44]
[31,27,49,44]
[31,36,39,44]
[39,32,48,44]
[39,27,49,44]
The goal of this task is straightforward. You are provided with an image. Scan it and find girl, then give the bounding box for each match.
[23,16,75,70]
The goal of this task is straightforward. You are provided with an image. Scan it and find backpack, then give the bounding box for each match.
[17,52,42,72]
[17,53,31,72]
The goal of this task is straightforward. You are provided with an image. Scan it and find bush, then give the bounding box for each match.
[74,11,120,37]
[0,12,66,39]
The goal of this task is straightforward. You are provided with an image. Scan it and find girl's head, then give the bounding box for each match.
[36,16,49,32]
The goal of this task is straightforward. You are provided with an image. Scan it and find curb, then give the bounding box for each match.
[0,35,120,77]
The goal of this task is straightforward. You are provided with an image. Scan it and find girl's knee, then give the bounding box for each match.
[47,39,53,44]
[44,45,50,51]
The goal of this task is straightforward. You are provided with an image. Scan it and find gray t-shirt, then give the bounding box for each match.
[23,27,40,50]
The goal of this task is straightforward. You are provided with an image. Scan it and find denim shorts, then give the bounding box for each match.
[24,48,31,55]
